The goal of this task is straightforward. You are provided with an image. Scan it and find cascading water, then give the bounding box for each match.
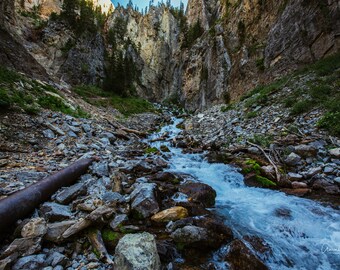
[148,116,340,270]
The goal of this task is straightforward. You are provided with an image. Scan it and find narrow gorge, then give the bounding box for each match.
[0,0,339,269]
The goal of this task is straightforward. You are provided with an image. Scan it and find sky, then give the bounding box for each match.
[111,0,188,11]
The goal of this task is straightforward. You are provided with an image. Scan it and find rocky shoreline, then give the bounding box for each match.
[182,92,340,208]
[0,107,267,270]
[0,92,339,269]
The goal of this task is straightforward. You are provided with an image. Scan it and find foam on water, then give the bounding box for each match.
[148,117,340,269]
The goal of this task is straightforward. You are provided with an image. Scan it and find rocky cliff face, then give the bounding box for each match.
[1,0,339,111]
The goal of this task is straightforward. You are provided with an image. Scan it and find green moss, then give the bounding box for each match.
[290,99,314,116]
[249,134,273,147]
[243,159,261,174]
[102,229,120,242]
[0,66,21,83]
[0,88,11,109]
[255,175,277,187]
[245,111,257,119]
[145,147,159,154]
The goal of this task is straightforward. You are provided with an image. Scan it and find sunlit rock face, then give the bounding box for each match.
[93,0,114,14]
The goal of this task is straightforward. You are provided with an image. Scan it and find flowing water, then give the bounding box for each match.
[148,117,340,270]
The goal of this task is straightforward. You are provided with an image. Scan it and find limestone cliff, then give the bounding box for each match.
[0,0,339,111]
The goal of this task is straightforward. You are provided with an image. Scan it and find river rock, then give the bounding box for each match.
[284,153,301,166]
[55,182,87,204]
[224,239,268,270]
[40,202,73,222]
[150,172,182,184]
[16,171,48,183]
[130,183,159,219]
[171,225,208,245]
[0,237,42,258]
[21,218,47,238]
[12,254,47,270]
[291,181,308,189]
[113,232,161,270]
[169,216,233,249]
[151,206,188,223]
[43,129,55,139]
[178,183,216,207]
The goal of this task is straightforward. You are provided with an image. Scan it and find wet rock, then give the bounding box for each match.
[132,161,155,175]
[168,217,233,249]
[284,153,301,166]
[274,208,292,219]
[329,148,340,158]
[243,235,273,258]
[114,232,161,270]
[55,182,87,204]
[43,129,55,139]
[110,214,128,231]
[171,225,208,245]
[293,145,317,157]
[179,183,216,207]
[291,181,308,189]
[281,188,311,197]
[21,218,47,238]
[92,162,109,177]
[130,183,159,219]
[224,239,268,270]
[156,240,181,263]
[12,254,47,270]
[150,172,182,184]
[160,145,170,152]
[151,206,188,223]
[44,220,77,243]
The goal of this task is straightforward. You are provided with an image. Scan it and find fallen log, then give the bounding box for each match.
[0,158,96,233]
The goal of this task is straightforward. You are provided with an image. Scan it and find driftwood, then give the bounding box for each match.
[0,158,96,233]
[247,141,281,183]
[88,230,113,264]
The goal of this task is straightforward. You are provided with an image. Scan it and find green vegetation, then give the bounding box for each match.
[0,66,88,117]
[245,111,257,119]
[73,85,156,116]
[243,159,277,187]
[102,229,120,242]
[145,147,159,155]
[249,134,273,147]
[182,20,204,49]
[242,53,340,136]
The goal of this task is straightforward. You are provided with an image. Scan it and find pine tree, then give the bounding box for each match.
[61,0,79,27]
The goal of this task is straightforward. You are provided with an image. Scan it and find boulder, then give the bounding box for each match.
[151,206,188,223]
[224,240,268,270]
[130,183,159,219]
[291,182,308,189]
[113,232,161,270]
[169,217,233,249]
[179,183,216,207]
[40,202,73,222]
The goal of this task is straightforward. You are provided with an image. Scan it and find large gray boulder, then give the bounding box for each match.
[113,232,161,270]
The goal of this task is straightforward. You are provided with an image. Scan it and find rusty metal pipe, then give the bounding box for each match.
[0,158,95,232]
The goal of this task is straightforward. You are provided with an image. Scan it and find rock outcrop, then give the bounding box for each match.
[1,0,339,111]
